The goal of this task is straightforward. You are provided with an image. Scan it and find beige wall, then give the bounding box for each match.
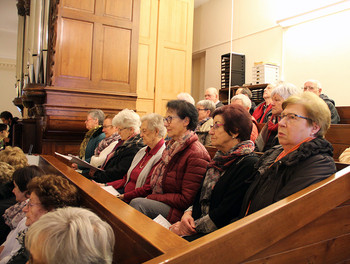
[193,0,350,106]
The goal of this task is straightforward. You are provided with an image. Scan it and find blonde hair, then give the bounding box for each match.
[0,161,15,184]
[282,92,331,137]
[0,146,28,170]
[26,207,115,264]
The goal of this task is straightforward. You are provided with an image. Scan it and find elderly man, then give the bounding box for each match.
[303,80,340,124]
[204,87,223,108]
[231,94,258,142]
[195,100,215,145]
[235,87,256,114]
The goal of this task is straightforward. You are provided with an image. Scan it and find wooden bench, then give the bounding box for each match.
[325,124,350,161]
[38,155,188,264]
[336,106,350,124]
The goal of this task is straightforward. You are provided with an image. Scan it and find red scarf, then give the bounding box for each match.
[253,102,272,123]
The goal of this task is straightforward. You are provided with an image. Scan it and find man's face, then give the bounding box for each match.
[204,89,218,103]
[303,81,321,96]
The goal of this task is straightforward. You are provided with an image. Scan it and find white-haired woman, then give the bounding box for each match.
[25,207,115,264]
[195,100,215,146]
[97,113,166,203]
[255,82,300,152]
[90,109,144,183]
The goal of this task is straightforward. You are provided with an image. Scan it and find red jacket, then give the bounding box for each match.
[147,133,210,223]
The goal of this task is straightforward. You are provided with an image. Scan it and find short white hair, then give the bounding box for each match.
[112,109,141,134]
[88,109,105,125]
[271,82,300,100]
[141,113,167,138]
[177,93,195,105]
[196,100,216,114]
[25,207,115,264]
[231,94,252,110]
[304,79,322,89]
[206,87,218,96]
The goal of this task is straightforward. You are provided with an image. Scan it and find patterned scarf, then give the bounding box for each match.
[94,132,120,155]
[199,140,255,215]
[267,115,279,139]
[3,199,28,229]
[79,126,101,159]
[195,117,210,132]
[150,130,194,194]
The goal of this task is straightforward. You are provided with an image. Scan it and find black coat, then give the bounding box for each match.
[240,137,336,217]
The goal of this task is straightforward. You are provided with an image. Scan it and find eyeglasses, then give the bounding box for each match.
[303,86,317,91]
[26,200,42,208]
[85,118,94,122]
[103,125,113,129]
[196,108,208,112]
[119,127,129,131]
[210,123,225,130]
[163,116,181,124]
[279,113,312,122]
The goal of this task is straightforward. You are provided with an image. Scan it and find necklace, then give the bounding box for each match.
[139,153,151,169]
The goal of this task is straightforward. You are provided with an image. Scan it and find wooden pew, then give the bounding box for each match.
[144,165,350,264]
[325,124,350,161]
[336,106,350,124]
[38,155,188,264]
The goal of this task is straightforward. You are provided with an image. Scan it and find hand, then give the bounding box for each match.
[92,180,105,186]
[71,163,78,169]
[117,194,124,200]
[179,211,196,235]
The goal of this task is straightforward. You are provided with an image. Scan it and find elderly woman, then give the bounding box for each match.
[99,113,166,203]
[1,166,44,244]
[72,109,105,171]
[231,94,258,142]
[240,92,336,217]
[169,104,258,240]
[0,124,9,150]
[255,82,299,152]
[195,100,215,146]
[1,175,79,264]
[130,100,211,224]
[90,109,144,183]
[25,207,115,264]
[252,83,275,123]
[90,114,120,168]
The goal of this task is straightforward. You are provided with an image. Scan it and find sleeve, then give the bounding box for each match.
[276,155,336,200]
[107,176,126,190]
[147,150,210,211]
[326,101,340,124]
[123,167,154,203]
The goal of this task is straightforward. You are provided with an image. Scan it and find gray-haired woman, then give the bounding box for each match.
[195,100,215,146]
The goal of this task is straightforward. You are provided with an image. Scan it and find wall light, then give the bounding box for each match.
[276,0,350,28]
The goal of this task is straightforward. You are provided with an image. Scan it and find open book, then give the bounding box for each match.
[153,214,171,229]
[101,185,120,196]
[54,152,104,171]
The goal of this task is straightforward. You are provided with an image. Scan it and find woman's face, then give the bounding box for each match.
[209,114,236,152]
[102,118,118,138]
[12,181,27,203]
[23,192,48,226]
[164,109,188,141]
[85,114,98,130]
[140,120,158,147]
[271,94,284,115]
[0,127,9,139]
[118,127,134,141]
[278,104,319,152]
[196,104,210,122]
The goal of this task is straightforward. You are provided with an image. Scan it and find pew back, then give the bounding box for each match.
[325,124,350,161]
[337,106,350,124]
[39,155,188,264]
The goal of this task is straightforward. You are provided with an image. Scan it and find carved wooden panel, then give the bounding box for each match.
[62,0,95,13]
[105,0,133,20]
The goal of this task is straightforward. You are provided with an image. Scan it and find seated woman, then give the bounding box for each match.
[169,104,258,241]
[0,175,79,264]
[25,207,115,264]
[255,82,299,152]
[90,109,144,183]
[1,166,44,244]
[90,114,120,168]
[195,100,215,146]
[0,124,9,150]
[240,92,336,217]
[72,109,105,172]
[130,100,211,224]
[99,113,166,203]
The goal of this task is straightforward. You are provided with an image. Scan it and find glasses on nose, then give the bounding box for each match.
[196,108,208,112]
[210,123,224,130]
[103,125,113,129]
[85,118,94,122]
[119,127,129,131]
[279,113,312,122]
[163,116,180,124]
[26,200,42,208]
[303,86,316,91]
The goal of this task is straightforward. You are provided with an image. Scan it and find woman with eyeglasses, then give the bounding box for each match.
[169,104,258,240]
[240,92,336,217]
[89,109,144,183]
[255,82,300,152]
[1,175,79,264]
[130,100,211,224]
[195,100,216,146]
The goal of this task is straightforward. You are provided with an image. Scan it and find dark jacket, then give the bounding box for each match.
[147,134,211,223]
[92,135,144,183]
[320,94,340,124]
[192,153,258,229]
[84,126,105,164]
[240,137,336,217]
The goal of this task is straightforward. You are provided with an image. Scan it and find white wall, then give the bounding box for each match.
[193,0,350,106]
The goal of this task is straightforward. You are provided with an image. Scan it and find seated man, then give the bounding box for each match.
[303,79,340,124]
[235,87,256,115]
[252,83,275,123]
[195,100,215,146]
[231,94,258,142]
[205,87,223,108]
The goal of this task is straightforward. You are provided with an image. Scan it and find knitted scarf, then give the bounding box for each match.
[79,126,101,159]
[3,199,28,229]
[150,130,194,194]
[94,132,120,155]
[199,140,255,215]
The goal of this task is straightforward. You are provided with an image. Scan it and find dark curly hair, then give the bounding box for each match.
[27,175,80,211]
[166,100,198,131]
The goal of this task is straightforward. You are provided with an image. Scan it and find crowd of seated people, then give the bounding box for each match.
[0,79,346,262]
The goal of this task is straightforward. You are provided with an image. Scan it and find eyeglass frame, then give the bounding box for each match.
[210,123,225,130]
[26,199,42,208]
[279,112,313,122]
[163,116,181,124]
[196,108,209,111]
